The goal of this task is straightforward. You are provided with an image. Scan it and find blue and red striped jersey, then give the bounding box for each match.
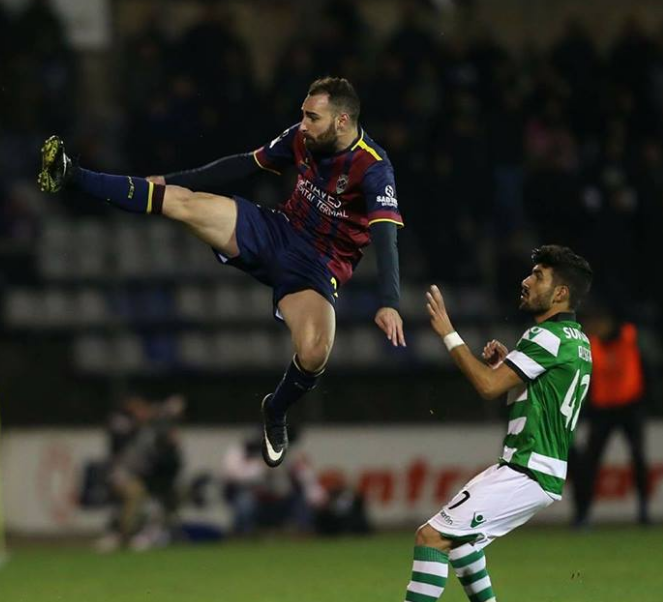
[253,124,404,285]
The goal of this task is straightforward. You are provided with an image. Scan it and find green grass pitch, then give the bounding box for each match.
[0,526,661,601]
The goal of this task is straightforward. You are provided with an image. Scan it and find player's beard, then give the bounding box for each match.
[519,287,555,317]
[304,121,338,155]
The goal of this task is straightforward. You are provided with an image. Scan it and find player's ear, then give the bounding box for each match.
[555,284,570,304]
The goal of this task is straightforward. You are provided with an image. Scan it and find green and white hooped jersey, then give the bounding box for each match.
[503,312,592,499]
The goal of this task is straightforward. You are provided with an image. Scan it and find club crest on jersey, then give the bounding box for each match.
[336,174,349,194]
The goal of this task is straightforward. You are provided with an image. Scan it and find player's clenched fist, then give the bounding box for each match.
[482,339,509,368]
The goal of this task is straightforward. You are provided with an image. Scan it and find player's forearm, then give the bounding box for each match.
[448,344,503,400]
[164,152,260,189]
[370,221,400,309]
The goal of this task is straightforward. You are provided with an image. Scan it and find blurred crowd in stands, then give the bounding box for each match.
[81,394,369,550]
[2,0,662,319]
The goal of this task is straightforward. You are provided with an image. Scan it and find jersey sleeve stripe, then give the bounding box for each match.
[252,150,281,175]
[505,350,546,380]
[504,358,531,383]
[368,209,404,223]
[146,181,154,214]
[527,452,567,479]
[368,217,405,227]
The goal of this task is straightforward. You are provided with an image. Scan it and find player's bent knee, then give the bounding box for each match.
[415,524,451,552]
[297,336,333,373]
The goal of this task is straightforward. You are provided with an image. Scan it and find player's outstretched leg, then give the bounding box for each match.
[449,544,497,602]
[38,135,240,256]
[38,135,166,214]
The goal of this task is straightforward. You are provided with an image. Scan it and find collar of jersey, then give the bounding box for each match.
[545,311,577,323]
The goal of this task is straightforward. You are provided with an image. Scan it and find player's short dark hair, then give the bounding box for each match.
[531,245,593,309]
[308,77,360,123]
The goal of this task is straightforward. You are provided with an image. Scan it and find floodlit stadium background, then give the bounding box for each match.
[0,0,662,585]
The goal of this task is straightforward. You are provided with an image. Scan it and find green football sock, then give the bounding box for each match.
[449,544,497,602]
[404,546,449,602]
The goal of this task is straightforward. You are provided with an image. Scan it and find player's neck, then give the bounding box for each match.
[534,304,572,324]
[335,126,359,152]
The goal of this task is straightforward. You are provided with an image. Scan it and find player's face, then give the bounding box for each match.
[300,94,339,154]
[519,264,557,315]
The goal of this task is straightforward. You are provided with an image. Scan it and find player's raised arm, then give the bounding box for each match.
[157,152,262,189]
[426,285,523,399]
[153,124,301,190]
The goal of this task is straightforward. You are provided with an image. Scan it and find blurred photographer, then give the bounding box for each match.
[95,393,185,551]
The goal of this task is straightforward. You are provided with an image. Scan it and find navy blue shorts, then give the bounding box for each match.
[213,196,338,320]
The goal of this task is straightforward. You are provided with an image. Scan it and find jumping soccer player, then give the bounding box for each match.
[402,245,592,602]
[38,77,405,468]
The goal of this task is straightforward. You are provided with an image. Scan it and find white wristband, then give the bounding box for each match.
[443,331,465,352]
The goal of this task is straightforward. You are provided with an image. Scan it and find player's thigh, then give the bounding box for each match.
[278,289,336,364]
[163,186,239,256]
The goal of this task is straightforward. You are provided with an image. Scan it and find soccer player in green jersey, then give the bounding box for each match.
[402,245,593,602]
